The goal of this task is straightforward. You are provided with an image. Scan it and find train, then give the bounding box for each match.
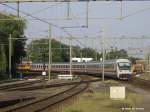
[17,59,132,80]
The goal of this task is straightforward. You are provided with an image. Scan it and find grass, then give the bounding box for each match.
[62,86,143,112]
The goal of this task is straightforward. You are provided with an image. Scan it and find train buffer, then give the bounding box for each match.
[58,74,73,80]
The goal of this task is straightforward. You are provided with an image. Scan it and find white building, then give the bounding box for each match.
[72,57,93,62]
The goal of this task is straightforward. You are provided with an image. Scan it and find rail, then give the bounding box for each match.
[3,83,88,112]
[7,79,102,91]
[0,80,42,91]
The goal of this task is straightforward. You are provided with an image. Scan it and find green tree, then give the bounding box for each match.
[0,12,26,78]
[0,44,7,78]
[80,47,101,61]
[27,39,70,62]
[106,48,129,60]
[27,39,101,62]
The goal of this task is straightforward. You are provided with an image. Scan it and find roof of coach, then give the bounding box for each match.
[30,59,130,66]
[115,59,131,63]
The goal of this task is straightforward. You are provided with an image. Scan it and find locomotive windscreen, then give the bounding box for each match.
[118,62,131,70]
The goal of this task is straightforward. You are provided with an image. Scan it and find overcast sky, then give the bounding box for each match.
[0,1,150,58]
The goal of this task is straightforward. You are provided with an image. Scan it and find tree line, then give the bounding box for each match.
[26,38,136,63]
[0,13,26,79]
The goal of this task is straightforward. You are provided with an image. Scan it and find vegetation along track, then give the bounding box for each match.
[0,80,42,91]
[3,83,88,112]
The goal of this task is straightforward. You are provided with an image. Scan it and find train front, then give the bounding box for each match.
[117,59,132,80]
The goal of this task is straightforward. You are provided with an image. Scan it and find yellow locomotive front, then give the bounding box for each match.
[17,63,30,72]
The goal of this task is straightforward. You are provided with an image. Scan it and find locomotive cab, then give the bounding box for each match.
[117,59,132,80]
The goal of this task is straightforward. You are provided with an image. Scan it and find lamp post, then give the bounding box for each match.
[101,28,105,82]
[9,34,12,79]
[69,37,72,76]
[48,24,52,81]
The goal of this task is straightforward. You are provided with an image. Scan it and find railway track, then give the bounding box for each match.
[134,77,150,84]
[7,78,102,91]
[0,79,21,85]
[3,83,88,112]
[0,80,42,91]
[132,77,150,87]
[0,76,101,112]
[120,77,150,90]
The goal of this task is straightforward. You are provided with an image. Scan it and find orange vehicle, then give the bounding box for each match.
[132,60,146,75]
[132,64,144,74]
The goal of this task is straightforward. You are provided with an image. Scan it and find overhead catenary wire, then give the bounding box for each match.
[1,2,150,21]
[0,3,88,48]
[1,0,149,3]
[122,7,150,19]
[0,3,75,36]
[1,4,150,51]
[0,3,81,43]
[30,2,63,15]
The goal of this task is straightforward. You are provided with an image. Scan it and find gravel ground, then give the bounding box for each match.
[0,78,80,111]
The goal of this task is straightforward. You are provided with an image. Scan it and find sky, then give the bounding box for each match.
[0,1,150,58]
